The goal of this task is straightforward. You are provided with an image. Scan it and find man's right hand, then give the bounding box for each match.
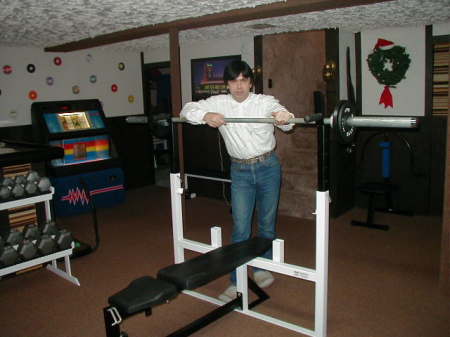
[203,112,226,128]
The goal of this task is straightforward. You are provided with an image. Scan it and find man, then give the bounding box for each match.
[181,60,294,301]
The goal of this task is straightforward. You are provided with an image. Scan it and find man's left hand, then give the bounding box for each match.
[272,110,293,125]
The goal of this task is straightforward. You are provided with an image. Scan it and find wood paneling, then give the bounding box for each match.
[440,56,450,294]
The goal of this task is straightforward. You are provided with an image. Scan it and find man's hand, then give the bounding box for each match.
[272,110,293,125]
[203,112,226,128]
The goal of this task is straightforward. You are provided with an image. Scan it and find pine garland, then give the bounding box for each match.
[367,46,411,86]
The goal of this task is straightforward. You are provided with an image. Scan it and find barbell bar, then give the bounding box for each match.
[127,100,419,144]
[171,116,417,128]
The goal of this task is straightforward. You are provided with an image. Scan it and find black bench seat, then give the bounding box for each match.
[157,236,272,291]
[109,276,178,316]
[109,237,272,316]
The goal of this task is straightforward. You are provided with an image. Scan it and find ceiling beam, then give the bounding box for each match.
[45,0,393,52]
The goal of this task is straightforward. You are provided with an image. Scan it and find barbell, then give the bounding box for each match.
[127,100,419,144]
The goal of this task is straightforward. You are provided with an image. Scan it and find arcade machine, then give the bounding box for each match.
[31,99,125,256]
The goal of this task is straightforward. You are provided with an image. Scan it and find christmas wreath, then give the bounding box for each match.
[366,39,411,108]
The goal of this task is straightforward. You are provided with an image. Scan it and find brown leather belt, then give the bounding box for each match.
[231,151,274,164]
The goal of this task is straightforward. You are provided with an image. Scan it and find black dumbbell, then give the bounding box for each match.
[11,184,25,198]
[56,229,73,250]
[36,235,57,256]
[0,245,20,267]
[0,185,11,200]
[14,175,27,186]
[25,181,38,195]
[5,229,24,246]
[37,177,51,193]
[26,171,40,183]
[23,224,40,240]
[1,177,14,188]
[42,221,59,236]
[17,239,38,261]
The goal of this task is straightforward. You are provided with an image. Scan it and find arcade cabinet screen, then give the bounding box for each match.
[43,110,106,133]
[49,135,111,167]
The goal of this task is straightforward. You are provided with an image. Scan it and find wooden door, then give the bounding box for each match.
[263,31,326,219]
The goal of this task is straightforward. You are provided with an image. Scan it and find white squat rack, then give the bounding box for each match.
[170,173,329,337]
[0,187,80,286]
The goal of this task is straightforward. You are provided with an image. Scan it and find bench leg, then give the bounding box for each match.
[104,306,124,337]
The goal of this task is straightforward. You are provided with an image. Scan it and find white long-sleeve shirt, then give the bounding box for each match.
[180,93,293,160]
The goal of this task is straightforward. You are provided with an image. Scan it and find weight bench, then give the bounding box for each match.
[103,237,273,337]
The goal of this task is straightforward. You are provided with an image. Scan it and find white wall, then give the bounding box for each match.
[361,25,426,116]
[0,46,144,127]
[143,35,254,108]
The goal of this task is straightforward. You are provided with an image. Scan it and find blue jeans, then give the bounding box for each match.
[230,152,281,284]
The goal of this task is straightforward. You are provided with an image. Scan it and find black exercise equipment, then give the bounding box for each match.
[104,237,272,337]
[352,131,415,230]
[36,234,58,256]
[0,245,19,267]
[17,239,38,261]
[55,229,73,250]
[42,221,59,236]
[3,229,24,246]
[23,224,41,240]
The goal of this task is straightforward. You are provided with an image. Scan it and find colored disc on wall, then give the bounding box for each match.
[89,75,97,83]
[46,76,54,86]
[118,62,125,71]
[128,95,135,103]
[3,65,12,74]
[27,64,36,73]
[28,90,38,100]
[111,84,118,92]
[72,85,80,94]
[54,57,62,66]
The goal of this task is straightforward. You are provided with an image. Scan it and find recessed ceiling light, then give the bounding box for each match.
[245,23,278,30]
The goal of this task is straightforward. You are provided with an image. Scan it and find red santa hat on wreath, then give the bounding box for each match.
[374,38,394,50]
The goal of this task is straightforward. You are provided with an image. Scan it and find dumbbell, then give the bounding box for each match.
[26,171,40,183]
[23,224,41,241]
[35,235,57,256]
[11,183,25,198]
[37,177,51,193]
[42,221,59,236]
[0,185,11,200]
[14,175,27,186]
[3,228,24,246]
[1,177,14,188]
[56,229,73,250]
[17,239,38,261]
[0,245,20,267]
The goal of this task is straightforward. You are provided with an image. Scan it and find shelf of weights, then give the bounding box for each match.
[0,187,80,286]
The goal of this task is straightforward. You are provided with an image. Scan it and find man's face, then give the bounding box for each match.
[227,73,252,102]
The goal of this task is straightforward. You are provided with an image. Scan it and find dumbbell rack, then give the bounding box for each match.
[0,187,80,286]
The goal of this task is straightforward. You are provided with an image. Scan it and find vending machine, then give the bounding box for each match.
[31,99,125,217]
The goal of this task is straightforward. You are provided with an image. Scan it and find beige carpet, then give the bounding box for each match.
[0,185,448,337]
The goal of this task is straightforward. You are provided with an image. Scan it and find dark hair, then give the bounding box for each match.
[223,60,254,84]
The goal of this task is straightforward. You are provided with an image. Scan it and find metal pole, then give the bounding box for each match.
[171,116,418,129]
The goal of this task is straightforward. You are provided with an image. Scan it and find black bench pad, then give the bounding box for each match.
[109,276,178,315]
[157,237,272,291]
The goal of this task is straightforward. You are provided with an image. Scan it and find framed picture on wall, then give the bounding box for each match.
[191,55,241,101]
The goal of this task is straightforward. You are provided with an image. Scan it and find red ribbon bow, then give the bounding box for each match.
[379,86,393,108]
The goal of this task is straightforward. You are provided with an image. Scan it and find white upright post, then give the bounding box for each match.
[314,190,329,337]
[170,173,185,263]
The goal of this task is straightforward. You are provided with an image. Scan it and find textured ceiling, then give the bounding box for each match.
[0,0,449,52]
